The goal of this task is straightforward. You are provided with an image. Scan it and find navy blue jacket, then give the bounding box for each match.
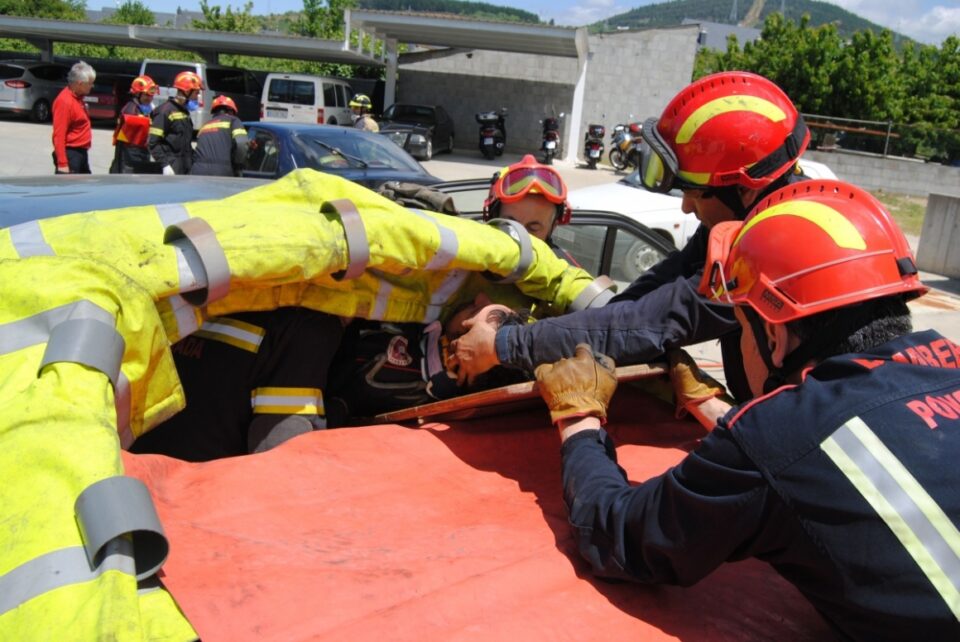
[495,224,748,399]
[561,330,960,640]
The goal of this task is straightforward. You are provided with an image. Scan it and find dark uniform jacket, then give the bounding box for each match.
[148,98,194,175]
[191,112,249,176]
[111,99,153,174]
[130,308,343,461]
[561,329,960,640]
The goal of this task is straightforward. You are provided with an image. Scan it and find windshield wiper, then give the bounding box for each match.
[311,139,368,169]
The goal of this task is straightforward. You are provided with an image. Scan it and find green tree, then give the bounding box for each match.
[104,0,156,26]
[0,0,85,20]
[193,0,260,33]
[294,0,356,38]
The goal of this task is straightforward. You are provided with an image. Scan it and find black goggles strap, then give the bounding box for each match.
[745,116,808,181]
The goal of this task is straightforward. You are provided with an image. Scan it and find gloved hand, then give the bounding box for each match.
[162,165,175,176]
[535,343,617,425]
[667,349,730,418]
[247,139,259,151]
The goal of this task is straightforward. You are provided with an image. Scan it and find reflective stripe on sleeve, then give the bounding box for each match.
[372,275,392,319]
[0,300,114,357]
[116,370,134,448]
[822,416,960,619]
[424,270,469,323]
[8,220,54,257]
[161,294,203,343]
[39,317,125,388]
[199,121,230,133]
[484,218,533,284]
[569,275,617,311]
[251,387,324,415]
[232,127,248,138]
[163,217,231,305]
[194,316,265,352]
[149,127,164,137]
[323,199,369,280]
[408,209,459,270]
[0,541,135,617]
[155,203,190,229]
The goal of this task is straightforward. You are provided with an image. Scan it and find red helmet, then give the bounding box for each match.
[482,154,571,224]
[639,71,809,193]
[173,71,204,93]
[130,75,158,96]
[211,95,238,114]
[700,179,927,324]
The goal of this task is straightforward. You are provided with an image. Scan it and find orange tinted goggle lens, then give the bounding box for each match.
[499,167,566,203]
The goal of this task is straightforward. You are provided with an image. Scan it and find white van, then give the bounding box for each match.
[260,73,353,125]
[139,59,262,129]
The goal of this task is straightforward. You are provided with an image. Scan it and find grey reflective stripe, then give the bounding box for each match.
[8,220,54,257]
[569,275,617,312]
[822,416,960,618]
[0,541,135,617]
[0,300,113,357]
[324,199,369,280]
[170,239,208,294]
[115,371,133,449]
[163,217,230,306]
[167,294,201,340]
[75,476,169,581]
[156,202,190,228]
[485,218,533,284]
[372,276,393,319]
[423,270,469,323]
[408,209,459,270]
[39,318,125,389]
[422,320,444,378]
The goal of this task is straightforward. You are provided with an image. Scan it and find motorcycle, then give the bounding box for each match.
[476,108,507,160]
[609,121,643,171]
[540,113,563,165]
[583,123,605,169]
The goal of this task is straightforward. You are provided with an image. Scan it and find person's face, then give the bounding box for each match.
[499,195,557,242]
[679,188,737,229]
[138,93,154,105]
[73,79,94,97]
[444,293,494,340]
[187,89,200,102]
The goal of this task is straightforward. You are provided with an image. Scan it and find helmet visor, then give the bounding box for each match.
[498,165,567,205]
[638,117,680,193]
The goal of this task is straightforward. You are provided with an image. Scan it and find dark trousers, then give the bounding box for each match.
[53,147,91,174]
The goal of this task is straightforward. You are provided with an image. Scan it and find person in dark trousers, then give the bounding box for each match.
[191,95,250,177]
[148,70,202,175]
[483,154,581,267]
[534,179,960,640]
[451,71,813,405]
[110,75,158,174]
[51,61,95,174]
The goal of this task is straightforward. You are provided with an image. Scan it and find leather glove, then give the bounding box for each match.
[162,165,175,176]
[535,343,617,425]
[668,349,730,418]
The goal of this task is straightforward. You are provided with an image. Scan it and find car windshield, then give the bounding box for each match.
[383,104,435,124]
[293,130,423,172]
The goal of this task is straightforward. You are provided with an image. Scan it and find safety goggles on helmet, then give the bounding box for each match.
[493,158,567,206]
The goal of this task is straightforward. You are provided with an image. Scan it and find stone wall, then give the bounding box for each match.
[804,150,960,199]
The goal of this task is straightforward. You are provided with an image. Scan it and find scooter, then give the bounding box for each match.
[609,122,643,171]
[476,108,507,160]
[540,113,563,165]
[583,123,605,169]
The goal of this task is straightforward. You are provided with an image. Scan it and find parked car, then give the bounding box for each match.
[434,178,674,287]
[83,74,136,121]
[260,73,353,125]
[568,158,839,250]
[241,122,441,189]
[0,60,69,122]
[379,103,455,161]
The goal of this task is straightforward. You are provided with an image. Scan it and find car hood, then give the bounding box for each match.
[568,180,685,215]
[380,122,432,134]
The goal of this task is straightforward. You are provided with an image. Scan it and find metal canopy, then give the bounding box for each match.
[345,10,582,58]
[0,15,381,66]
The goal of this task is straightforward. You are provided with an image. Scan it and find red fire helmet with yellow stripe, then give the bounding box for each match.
[700,179,927,323]
[655,71,809,190]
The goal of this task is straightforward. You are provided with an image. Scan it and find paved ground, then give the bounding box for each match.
[3,115,958,384]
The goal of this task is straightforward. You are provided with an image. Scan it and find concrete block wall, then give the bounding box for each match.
[917,194,960,278]
[804,150,960,199]
[396,25,699,158]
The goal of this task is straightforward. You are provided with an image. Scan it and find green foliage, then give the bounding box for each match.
[358,0,539,23]
[103,1,155,26]
[0,0,85,20]
[193,0,260,33]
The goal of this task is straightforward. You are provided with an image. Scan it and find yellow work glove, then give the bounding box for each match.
[535,344,617,425]
[667,349,730,418]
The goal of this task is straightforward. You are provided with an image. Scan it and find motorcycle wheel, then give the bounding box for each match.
[609,148,626,171]
[482,148,495,160]
[587,157,597,170]
[542,151,553,165]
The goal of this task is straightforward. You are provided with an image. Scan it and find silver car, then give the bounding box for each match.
[0,60,69,123]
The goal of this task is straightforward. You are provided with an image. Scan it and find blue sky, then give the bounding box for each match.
[128,0,959,45]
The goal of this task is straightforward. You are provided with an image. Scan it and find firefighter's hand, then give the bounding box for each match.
[162,165,175,176]
[248,139,258,151]
[535,344,616,426]
[668,349,730,418]
[449,315,500,386]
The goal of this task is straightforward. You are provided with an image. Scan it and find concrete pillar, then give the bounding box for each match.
[563,28,589,164]
[384,38,398,109]
[917,193,960,278]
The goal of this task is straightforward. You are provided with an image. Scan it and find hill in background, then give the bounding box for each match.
[357,0,540,23]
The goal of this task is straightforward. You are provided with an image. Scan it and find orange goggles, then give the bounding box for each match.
[495,165,567,205]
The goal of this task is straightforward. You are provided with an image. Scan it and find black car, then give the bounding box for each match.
[379,103,455,161]
[241,122,441,189]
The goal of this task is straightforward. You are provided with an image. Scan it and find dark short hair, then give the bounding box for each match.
[786,295,912,359]
[463,308,532,392]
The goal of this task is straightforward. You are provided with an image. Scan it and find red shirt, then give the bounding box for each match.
[51,86,92,167]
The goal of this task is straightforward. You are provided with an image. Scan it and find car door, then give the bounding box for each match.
[240,127,283,178]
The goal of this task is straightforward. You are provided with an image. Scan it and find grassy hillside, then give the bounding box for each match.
[358,0,541,24]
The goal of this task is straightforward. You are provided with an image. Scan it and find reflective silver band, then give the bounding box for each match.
[170,239,208,295]
[408,209,459,270]
[423,270,469,324]
[372,275,392,319]
[167,294,202,341]
[155,202,190,228]
[569,275,617,311]
[115,371,133,448]
[485,218,533,284]
[163,217,230,306]
[0,300,114,357]
[822,416,960,618]
[74,476,168,581]
[39,318,125,389]
[324,199,369,280]
[8,220,54,257]
[0,541,135,617]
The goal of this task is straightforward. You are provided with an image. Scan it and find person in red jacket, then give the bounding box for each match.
[51,61,95,174]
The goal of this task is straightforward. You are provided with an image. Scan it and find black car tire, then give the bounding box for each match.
[447,134,454,153]
[31,99,51,123]
[422,138,433,161]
